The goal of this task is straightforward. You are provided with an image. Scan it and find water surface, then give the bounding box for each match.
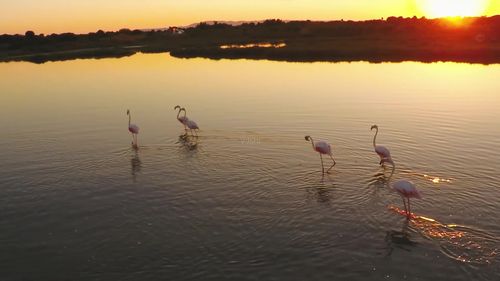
[1,54,499,280]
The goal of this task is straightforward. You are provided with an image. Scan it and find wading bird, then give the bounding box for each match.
[371,125,394,166]
[305,136,336,174]
[387,165,422,219]
[393,178,422,219]
[127,109,140,148]
[182,108,199,136]
[174,105,189,130]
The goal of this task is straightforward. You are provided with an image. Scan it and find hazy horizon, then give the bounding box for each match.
[2,0,499,35]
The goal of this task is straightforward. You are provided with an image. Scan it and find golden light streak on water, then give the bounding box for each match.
[389,206,498,265]
[220,42,287,49]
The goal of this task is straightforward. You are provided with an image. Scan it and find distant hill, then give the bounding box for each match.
[140,20,266,32]
[182,20,266,28]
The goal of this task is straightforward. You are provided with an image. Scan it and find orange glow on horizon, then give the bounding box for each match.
[0,0,498,34]
[417,0,489,18]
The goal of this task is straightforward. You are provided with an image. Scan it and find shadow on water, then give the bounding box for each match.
[366,166,396,203]
[130,150,142,182]
[385,220,419,256]
[300,171,341,205]
[367,165,395,189]
[389,206,499,266]
[176,134,199,151]
[305,185,332,205]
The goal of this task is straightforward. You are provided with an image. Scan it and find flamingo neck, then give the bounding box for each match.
[308,137,315,150]
[176,108,182,119]
[387,163,396,188]
[373,128,378,148]
[128,114,131,126]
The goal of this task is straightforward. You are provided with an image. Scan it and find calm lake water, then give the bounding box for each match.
[0,53,499,281]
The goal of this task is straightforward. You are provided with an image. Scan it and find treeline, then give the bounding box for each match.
[0,28,179,53]
[1,16,500,63]
[182,16,500,43]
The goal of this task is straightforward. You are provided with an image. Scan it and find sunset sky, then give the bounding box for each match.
[2,0,499,34]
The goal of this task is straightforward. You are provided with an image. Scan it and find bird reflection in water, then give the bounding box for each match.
[368,164,395,190]
[385,219,419,256]
[130,150,142,182]
[312,187,331,204]
[177,134,199,151]
[305,175,336,204]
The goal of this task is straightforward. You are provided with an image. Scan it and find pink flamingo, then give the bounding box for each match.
[371,125,394,166]
[305,136,336,174]
[392,178,422,219]
[174,105,189,130]
[181,108,199,137]
[127,109,139,148]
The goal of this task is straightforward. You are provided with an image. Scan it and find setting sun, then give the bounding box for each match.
[418,0,489,18]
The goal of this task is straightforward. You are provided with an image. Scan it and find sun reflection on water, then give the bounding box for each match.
[401,170,454,185]
[423,174,453,184]
[389,206,498,265]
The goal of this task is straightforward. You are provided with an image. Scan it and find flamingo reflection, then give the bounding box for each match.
[177,133,199,150]
[385,220,419,256]
[131,150,142,182]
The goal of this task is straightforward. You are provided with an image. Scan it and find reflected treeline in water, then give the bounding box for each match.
[2,16,500,64]
[389,207,499,265]
[3,48,136,64]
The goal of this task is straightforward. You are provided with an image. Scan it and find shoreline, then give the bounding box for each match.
[2,17,499,64]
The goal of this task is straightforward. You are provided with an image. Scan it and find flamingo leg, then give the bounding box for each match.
[327,155,336,173]
[319,154,325,174]
[131,134,135,145]
[194,129,198,137]
[407,198,412,219]
[402,197,408,218]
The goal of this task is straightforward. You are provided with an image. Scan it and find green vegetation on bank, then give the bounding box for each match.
[1,16,499,64]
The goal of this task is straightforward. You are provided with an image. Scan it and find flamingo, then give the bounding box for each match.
[127,109,139,148]
[181,108,199,137]
[174,105,189,130]
[304,136,336,174]
[393,179,422,219]
[388,165,422,219]
[371,125,394,166]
